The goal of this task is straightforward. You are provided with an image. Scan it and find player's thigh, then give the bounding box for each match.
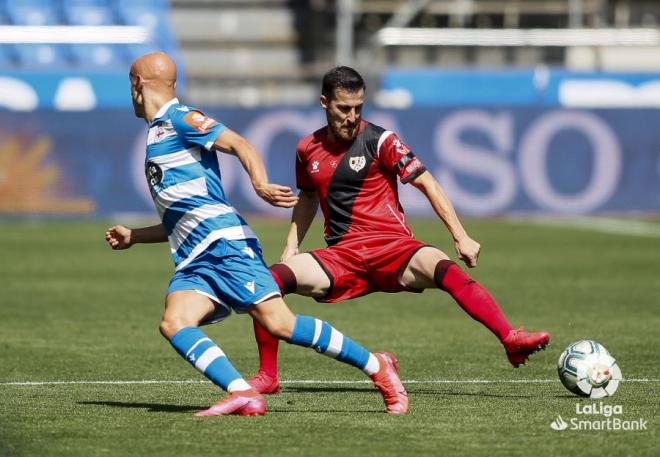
[249,296,296,340]
[400,246,450,289]
[161,290,218,337]
[281,253,330,298]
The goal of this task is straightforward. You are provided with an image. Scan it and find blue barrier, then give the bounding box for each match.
[0,70,185,111]
[380,69,660,107]
[0,107,658,217]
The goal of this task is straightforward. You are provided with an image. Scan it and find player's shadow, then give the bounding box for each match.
[282,386,374,394]
[79,400,203,413]
[80,400,382,415]
[267,407,383,414]
[413,389,534,399]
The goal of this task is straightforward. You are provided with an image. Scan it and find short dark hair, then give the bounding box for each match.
[321,66,365,100]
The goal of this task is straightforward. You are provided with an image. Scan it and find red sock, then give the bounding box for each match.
[434,260,514,342]
[252,263,297,377]
[253,319,280,378]
[270,263,297,295]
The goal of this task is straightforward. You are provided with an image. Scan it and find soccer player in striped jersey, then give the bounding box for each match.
[248,66,551,395]
[105,52,408,416]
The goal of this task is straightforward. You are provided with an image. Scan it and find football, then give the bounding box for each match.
[557,340,622,398]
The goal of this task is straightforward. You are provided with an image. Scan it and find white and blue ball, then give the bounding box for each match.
[557,340,622,398]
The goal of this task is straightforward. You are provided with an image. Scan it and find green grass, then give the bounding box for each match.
[0,218,658,457]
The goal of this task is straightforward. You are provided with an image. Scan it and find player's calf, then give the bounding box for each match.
[434,260,514,342]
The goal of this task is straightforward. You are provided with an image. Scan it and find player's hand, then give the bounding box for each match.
[255,183,299,208]
[280,245,299,262]
[455,236,480,268]
[105,225,133,250]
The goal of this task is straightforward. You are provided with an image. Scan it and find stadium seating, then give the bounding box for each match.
[15,44,71,69]
[62,0,115,26]
[0,0,178,71]
[61,1,120,69]
[116,0,176,60]
[0,44,13,67]
[3,0,67,68]
[5,0,59,26]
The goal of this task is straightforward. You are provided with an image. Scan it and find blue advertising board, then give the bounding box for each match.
[0,107,658,217]
[380,69,660,108]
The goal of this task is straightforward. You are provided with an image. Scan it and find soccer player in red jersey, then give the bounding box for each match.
[248,66,551,394]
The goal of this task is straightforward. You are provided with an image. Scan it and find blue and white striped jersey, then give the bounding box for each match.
[144,98,256,270]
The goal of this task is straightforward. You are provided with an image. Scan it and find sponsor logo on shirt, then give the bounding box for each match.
[310,160,320,174]
[184,111,218,133]
[405,158,422,175]
[145,160,163,190]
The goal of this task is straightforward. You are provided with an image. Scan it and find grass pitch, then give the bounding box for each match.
[0,218,658,457]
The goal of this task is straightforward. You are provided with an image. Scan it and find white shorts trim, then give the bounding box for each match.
[193,289,233,325]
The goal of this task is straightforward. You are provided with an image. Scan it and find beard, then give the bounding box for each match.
[334,123,359,141]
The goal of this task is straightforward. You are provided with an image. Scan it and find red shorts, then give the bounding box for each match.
[309,235,430,303]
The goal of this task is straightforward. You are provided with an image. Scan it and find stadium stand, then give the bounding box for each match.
[167,0,309,106]
[3,0,69,69]
[0,0,177,70]
[5,0,59,26]
[116,0,176,60]
[162,0,660,106]
[1,0,660,107]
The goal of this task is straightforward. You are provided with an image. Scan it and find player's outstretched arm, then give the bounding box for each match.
[213,128,298,208]
[281,190,319,261]
[105,224,167,250]
[410,171,481,268]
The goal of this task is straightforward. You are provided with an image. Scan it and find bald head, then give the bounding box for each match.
[129,52,177,121]
[130,51,177,88]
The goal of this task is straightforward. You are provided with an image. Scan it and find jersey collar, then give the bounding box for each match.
[152,97,180,123]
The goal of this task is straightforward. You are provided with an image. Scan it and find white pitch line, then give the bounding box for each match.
[0,378,658,387]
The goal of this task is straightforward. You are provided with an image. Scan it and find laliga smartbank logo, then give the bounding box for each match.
[550,402,648,432]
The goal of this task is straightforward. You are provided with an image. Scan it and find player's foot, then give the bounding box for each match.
[247,371,281,395]
[503,327,551,367]
[370,352,408,415]
[193,389,266,417]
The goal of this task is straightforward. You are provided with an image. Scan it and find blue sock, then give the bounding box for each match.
[169,327,249,392]
[288,315,379,375]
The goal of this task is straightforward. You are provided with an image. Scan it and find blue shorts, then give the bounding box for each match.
[167,238,281,325]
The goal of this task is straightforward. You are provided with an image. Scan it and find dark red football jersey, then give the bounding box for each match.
[296,120,427,246]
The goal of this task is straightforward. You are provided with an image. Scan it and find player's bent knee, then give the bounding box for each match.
[261,320,292,340]
[400,247,451,289]
[159,315,196,340]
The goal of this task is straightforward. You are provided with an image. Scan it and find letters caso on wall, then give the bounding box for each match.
[0,107,657,216]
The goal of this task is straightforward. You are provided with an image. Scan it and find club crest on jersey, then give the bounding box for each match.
[349,155,366,172]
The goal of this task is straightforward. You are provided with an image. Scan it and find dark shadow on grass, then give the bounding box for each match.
[79,400,382,415]
[267,408,383,414]
[284,385,535,399]
[413,389,534,399]
[79,400,203,413]
[282,386,374,394]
